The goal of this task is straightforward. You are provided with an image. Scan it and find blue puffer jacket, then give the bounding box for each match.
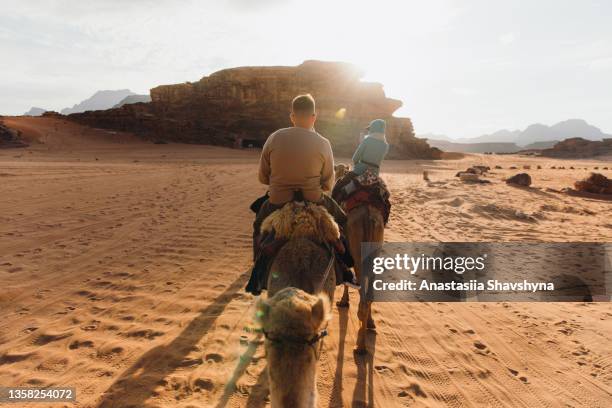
[352,133,389,176]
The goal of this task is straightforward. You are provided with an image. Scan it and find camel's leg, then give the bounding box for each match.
[336,286,350,308]
[366,304,376,330]
[355,299,369,354]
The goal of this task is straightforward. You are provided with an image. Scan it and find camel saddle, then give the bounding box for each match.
[332,169,391,225]
[246,196,347,295]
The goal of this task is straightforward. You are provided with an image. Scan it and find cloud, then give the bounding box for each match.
[451,87,477,96]
[227,0,289,10]
[586,56,612,71]
[499,32,517,45]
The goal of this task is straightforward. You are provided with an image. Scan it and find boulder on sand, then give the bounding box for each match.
[506,173,532,187]
[459,173,480,182]
[574,173,612,195]
[455,167,485,177]
[458,172,491,184]
[473,165,490,173]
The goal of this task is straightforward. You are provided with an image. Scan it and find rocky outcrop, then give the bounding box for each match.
[0,119,28,148]
[112,94,152,108]
[574,173,612,195]
[41,111,64,118]
[455,166,489,177]
[541,138,612,158]
[67,61,441,159]
[506,173,532,187]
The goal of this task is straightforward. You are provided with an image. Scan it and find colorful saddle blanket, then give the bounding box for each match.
[332,169,391,225]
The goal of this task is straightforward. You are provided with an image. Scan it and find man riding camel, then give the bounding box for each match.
[246,94,356,294]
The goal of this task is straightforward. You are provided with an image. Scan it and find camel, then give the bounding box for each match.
[256,202,337,407]
[334,163,386,354]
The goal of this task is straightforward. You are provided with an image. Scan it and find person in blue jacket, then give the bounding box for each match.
[352,119,389,176]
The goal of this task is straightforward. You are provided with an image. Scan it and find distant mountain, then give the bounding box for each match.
[420,119,610,149]
[459,129,522,144]
[426,139,520,154]
[61,90,135,115]
[23,107,46,116]
[112,94,152,108]
[466,119,609,146]
[519,119,607,146]
[418,133,453,142]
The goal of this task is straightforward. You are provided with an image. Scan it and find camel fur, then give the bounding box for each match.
[334,163,350,179]
[261,201,340,244]
[257,288,330,408]
[258,204,337,407]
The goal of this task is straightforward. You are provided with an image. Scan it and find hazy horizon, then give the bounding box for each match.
[2,0,611,139]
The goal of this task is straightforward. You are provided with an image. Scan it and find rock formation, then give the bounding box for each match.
[455,166,489,177]
[574,173,612,195]
[0,119,28,148]
[67,61,441,159]
[506,173,532,187]
[541,138,612,158]
[112,94,152,109]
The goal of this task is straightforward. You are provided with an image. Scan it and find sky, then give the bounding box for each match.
[1,0,611,139]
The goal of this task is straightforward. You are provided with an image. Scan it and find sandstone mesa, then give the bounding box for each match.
[66,60,441,159]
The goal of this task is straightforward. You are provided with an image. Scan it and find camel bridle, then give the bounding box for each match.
[262,328,328,346]
[263,328,328,359]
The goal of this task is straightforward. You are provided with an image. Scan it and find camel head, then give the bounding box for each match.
[257,287,330,408]
[334,163,350,180]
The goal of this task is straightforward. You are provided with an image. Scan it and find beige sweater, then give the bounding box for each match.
[258,127,335,204]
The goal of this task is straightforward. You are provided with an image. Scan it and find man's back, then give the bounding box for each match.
[259,127,335,204]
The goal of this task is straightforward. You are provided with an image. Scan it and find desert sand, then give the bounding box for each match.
[1,117,611,407]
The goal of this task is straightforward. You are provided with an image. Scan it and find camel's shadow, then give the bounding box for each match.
[351,333,377,408]
[328,306,349,407]
[96,271,249,408]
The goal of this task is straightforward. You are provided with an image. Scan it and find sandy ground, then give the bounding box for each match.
[1,117,611,407]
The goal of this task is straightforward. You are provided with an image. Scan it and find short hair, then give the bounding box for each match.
[291,94,315,115]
